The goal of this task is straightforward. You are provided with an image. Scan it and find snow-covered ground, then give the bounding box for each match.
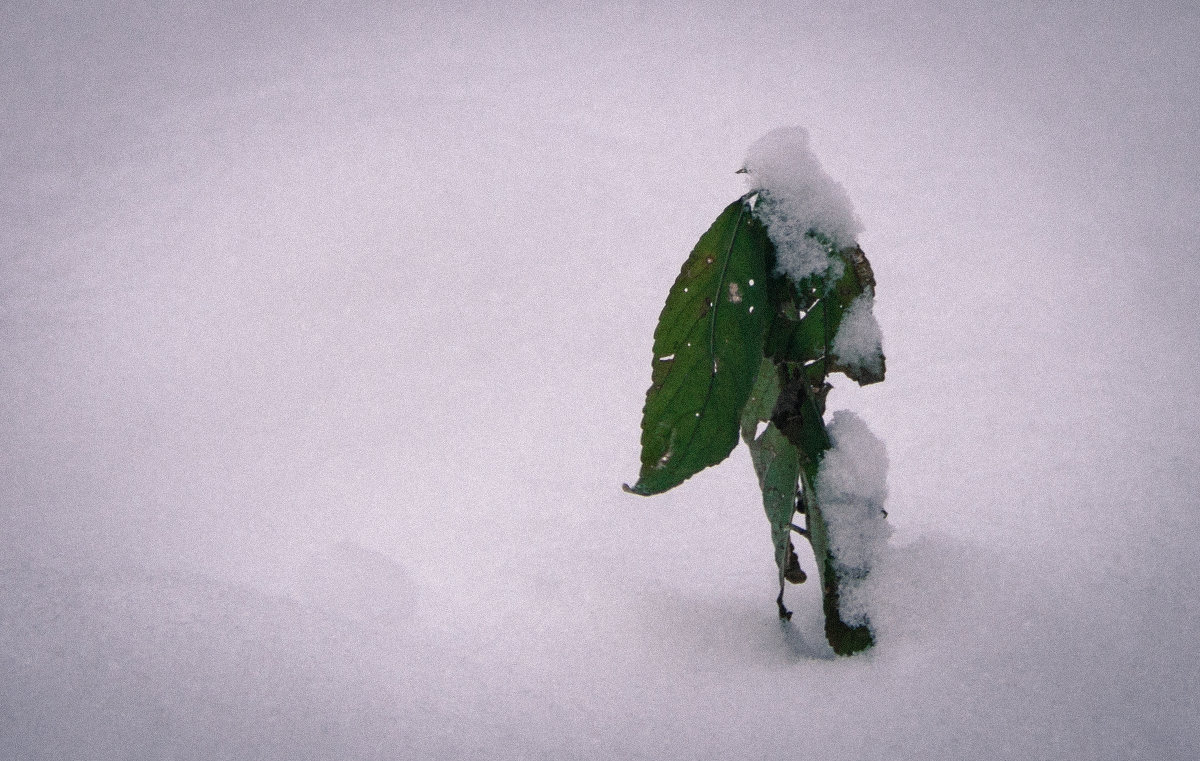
[3,2,1198,758]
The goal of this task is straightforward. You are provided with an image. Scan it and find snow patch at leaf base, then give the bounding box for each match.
[816,410,891,626]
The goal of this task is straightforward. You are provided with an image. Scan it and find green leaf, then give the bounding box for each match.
[626,197,771,496]
[739,357,780,445]
[746,422,802,582]
[761,241,885,387]
[770,365,832,466]
[768,375,874,654]
[741,360,800,575]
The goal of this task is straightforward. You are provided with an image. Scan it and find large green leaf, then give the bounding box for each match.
[625,197,771,496]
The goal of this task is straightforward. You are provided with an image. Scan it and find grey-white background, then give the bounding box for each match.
[3,2,1198,758]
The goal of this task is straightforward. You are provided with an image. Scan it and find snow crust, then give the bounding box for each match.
[816,411,891,625]
[832,292,885,377]
[743,126,863,283]
[3,3,1199,760]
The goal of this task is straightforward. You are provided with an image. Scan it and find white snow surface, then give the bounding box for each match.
[743,125,863,282]
[3,2,1200,760]
[832,292,885,377]
[815,411,891,625]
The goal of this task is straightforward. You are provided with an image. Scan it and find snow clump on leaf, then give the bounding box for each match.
[816,410,890,625]
[742,126,863,283]
[832,292,885,379]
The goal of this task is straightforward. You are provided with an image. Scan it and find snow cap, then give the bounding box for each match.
[743,126,863,283]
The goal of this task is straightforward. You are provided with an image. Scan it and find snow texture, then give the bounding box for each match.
[816,411,891,625]
[832,292,885,377]
[3,2,1199,759]
[743,125,863,283]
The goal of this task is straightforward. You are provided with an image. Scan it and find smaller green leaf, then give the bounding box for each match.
[746,422,802,586]
[766,366,875,654]
[739,357,780,445]
[760,239,885,388]
[770,366,831,466]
